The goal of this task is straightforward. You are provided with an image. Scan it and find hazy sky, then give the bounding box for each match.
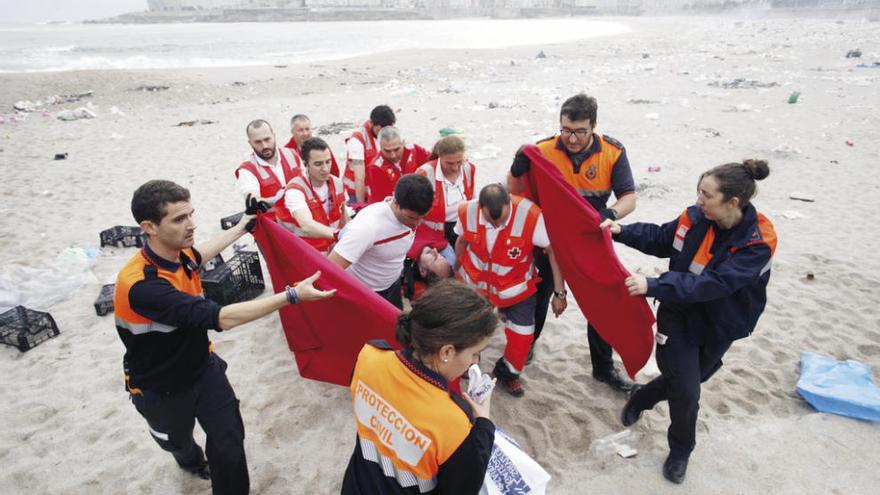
[0,0,147,24]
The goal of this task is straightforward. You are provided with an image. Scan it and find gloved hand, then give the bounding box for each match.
[509,148,531,178]
[599,208,618,222]
[466,364,495,404]
[244,194,270,215]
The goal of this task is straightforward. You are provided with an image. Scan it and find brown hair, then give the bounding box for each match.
[700,158,770,208]
[434,135,466,156]
[395,279,498,358]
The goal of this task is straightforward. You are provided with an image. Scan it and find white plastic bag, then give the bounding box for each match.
[480,429,551,495]
[0,247,98,312]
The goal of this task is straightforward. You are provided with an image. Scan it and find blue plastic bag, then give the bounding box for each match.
[796,351,880,422]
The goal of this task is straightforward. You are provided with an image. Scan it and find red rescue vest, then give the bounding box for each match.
[364,144,430,204]
[234,148,302,222]
[456,196,542,308]
[415,159,476,234]
[280,175,346,253]
[343,120,379,196]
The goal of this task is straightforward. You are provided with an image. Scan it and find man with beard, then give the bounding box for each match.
[235,119,302,223]
[344,105,396,203]
[284,114,340,177]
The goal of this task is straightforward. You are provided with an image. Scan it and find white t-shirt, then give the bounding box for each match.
[333,200,414,291]
[284,182,331,217]
[236,149,288,203]
[346,138,366,162]
[454,203,549,252]
[440,172,467,222]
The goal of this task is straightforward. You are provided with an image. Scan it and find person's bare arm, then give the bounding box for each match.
[292,208,336,238]
[608,192,636,220]
[545,245,568,317]
[351,160,366,202]
[328,250,352,270]
[217,271,335,330]
[195,213,251,264]
[454,235,468,273]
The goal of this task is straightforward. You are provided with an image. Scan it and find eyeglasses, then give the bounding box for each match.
[560,127,591,138]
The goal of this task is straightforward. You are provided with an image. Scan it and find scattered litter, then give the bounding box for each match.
[844,138,854,147]
[796,351,880,422]
[772,144,802,156]
[647,166,661,172]
[135,85,170,92]
[845,49,862,58]
[628,98,658,104]
[0,247,98,313]
[536,50,547,59]
[641,53,650,59]
[13,91,94,113]
[855,62,880,69]
[439,127,462,137]
[0,305,61,352]
[94,284,115,316]
[231,81,247,86]
[788,91,801,104]
[110,106,125,116]
[13,101,38,112]
[316,121,355,135]
[789,192,815,202]
[110,132,125,140]
[805,272,815,281]
[734,103,753,112]
[174,119,216,127]
[590,429,639,459]
[273,65,287,69]
[709,78,778,89]
[56,107,96,121]
[780,210,808,220]
[54,153,68,161]
[644,112,660,120]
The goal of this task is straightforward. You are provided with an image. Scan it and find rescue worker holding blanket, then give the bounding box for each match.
[603,159,777,484]
[279,137,350,253]
[343,280,499,494]
[416,134,476,248]
[454,184,566,397]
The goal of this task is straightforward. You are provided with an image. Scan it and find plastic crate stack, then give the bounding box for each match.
[100,226,146,248]
[220,212,244,230]
[0,305,61,352]
[201,251,265,305]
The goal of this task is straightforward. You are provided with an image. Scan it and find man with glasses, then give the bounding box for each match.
[508,93,637,392]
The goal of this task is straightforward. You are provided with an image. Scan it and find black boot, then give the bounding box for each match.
[593,367,634,392]
[662,454,688,484]
[620,384,645,427]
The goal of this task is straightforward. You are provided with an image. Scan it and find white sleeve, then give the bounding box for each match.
[332,214,375,264]
[453,217,464,236]
[236,168,261,198]
[346,138,365,161]
[283,189,311,216]
[532,214,550,248]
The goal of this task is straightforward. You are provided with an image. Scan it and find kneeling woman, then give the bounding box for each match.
[343,280,499,494]
[604,159,777,484]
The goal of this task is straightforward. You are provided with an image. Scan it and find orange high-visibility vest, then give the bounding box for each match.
[456,196,542,308]
[350,344,471,492]
[343,120,379,196]
[280,175,346,253]
[536,134,622,201]
[234,147,302,222]
[416,159,476,234]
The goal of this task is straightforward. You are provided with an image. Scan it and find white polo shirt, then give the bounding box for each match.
[454,202,550,252]
[235,148,297,203]
[333,200,414,291]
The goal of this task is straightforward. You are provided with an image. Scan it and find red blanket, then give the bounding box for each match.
[521,145,655,378]
[253,216,400,386]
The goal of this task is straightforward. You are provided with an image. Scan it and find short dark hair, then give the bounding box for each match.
[395,279,498,357]
[290,114,310,125]
[369,105,396,127]
[560,93,598,125]
[478,183,510,221]
[246,119,272,136]
[131,180,191,224]
[394,174,433,215]
[300,137,329,164]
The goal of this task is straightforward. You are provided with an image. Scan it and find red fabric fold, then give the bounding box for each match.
[253,216,400,386]
[520,145,655,378]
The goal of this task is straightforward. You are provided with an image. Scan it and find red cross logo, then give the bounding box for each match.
[507,246,522,260]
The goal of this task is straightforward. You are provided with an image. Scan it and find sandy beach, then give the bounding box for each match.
[1,14,879,494]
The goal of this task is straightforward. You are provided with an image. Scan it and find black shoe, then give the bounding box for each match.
[663,455,688,484]
[593,368,634,392]
[620,384,645,427]
[184,462,211,481]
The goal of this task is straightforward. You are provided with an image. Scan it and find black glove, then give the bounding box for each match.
[510,148,531,178]
[244,194,270,215]
[599,208,619,222]
[244,217,257,234]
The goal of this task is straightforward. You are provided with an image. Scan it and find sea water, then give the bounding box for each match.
[0,18,629,73]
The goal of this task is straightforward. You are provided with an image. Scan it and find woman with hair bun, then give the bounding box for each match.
[601,159,777,484]
[342,279,499,494]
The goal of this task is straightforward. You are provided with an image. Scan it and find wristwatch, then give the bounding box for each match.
[554,290,568,300]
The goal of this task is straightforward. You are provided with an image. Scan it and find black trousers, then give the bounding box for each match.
[532,249,614,373]
[131,355,249,495]
[628,306,732,460]
[376,277,403,310]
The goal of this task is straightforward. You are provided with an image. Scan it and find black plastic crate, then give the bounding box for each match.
[220,212,244,230]
[94,284,115,316]
[100,225,145,248]
[201,251,264,305]
[199,254,225,276]
[0,306,61,352]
